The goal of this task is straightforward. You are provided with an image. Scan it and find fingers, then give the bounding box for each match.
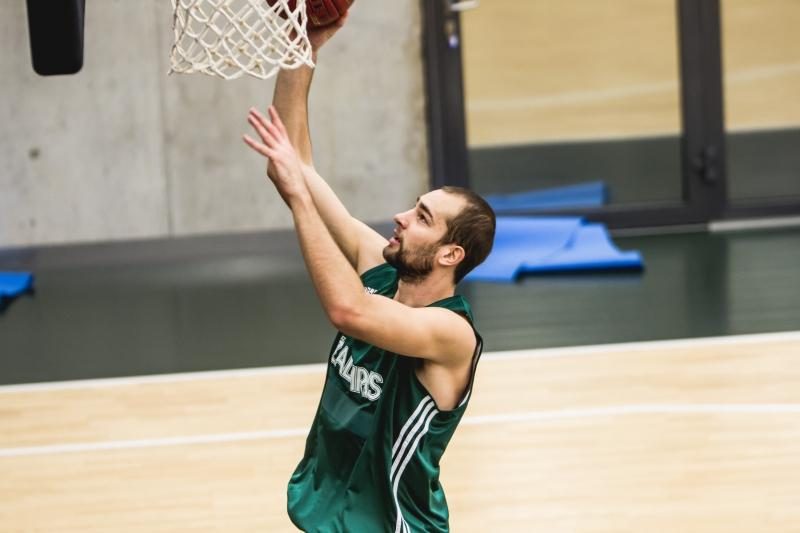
[267,105,288,137]
[248,108,277,138]
[263,116,284,142]
[244,106,295,168]
[249,106,288,145]
[247,114,278,149]
[242,133,276,159]
[249,107,273,130]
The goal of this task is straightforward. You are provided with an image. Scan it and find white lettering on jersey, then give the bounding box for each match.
[366,372,383,401]
[342,357,355,385]
[356,367,369,396]
[330,335,383,401]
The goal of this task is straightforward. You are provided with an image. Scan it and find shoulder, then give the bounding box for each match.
[427,296,481,367]
[428,295,476,328]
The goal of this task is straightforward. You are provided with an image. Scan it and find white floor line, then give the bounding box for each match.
[482,330,800,362]
[0,428,309,458]
[1,330,798,394]
[0,362,328,394]
[461,403,800,426]
[2,403,798,459]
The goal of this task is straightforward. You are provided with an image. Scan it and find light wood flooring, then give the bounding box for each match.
[1,332,799,531]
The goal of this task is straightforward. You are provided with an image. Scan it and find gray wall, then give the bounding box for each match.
[1,0,428,248]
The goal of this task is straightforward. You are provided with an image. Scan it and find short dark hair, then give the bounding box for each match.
[438,186,496,284]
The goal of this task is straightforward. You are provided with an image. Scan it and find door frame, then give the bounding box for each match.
[421,0,800,229]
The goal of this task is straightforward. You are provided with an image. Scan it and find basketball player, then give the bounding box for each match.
[242,15,495,532]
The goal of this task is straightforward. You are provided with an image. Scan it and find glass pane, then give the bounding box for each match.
[721,0,800,201]
[461,1,683,210]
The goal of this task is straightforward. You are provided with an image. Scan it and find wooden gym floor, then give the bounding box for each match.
[1,331,799,531]
[2,1,798,529]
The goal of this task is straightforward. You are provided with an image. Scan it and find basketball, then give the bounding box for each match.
[267,0,353,28]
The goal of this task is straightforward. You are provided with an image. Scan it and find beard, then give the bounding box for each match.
[383,240,438,283]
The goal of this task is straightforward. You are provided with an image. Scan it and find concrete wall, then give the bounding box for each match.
[1,0,429,248]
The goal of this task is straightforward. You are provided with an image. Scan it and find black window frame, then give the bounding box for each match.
[421,0,800,229]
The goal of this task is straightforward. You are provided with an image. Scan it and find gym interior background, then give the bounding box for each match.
[1,0,799,531]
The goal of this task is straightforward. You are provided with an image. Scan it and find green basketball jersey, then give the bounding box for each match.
[287,262,483,532]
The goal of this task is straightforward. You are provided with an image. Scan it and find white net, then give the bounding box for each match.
[169,0,314,81]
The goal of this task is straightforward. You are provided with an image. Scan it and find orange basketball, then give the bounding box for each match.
[267,0,353,28]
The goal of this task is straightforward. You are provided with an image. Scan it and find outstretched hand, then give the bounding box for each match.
[244,106,307,203]
[308,12,349,56]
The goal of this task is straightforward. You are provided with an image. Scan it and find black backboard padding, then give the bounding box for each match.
[26,0,86,76]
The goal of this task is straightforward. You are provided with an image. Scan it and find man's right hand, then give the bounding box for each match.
[308,12,349,58]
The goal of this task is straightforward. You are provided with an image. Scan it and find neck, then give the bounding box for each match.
[393,270,456,307]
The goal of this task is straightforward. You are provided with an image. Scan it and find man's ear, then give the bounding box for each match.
[439,245,465,267]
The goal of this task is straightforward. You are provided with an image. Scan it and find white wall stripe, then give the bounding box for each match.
[710,216,800,233]
[1,404,798,459]
[1,331,798,394]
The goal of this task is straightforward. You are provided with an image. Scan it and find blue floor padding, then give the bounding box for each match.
[465,217,643,282]
[485,181,607,213]
[0,272,34,303]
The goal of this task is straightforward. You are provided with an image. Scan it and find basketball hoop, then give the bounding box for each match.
[169,0,314,81]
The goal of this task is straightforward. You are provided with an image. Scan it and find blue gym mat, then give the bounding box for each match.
[465,217,643,282]
[485,181,607,213]
[0,272,34,305]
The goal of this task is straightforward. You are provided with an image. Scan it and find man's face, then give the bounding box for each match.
[383,189,465,283]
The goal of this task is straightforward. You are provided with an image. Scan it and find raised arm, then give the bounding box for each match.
[259,16,387,275]
[270,65,314,166]
[243,107,476,369]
